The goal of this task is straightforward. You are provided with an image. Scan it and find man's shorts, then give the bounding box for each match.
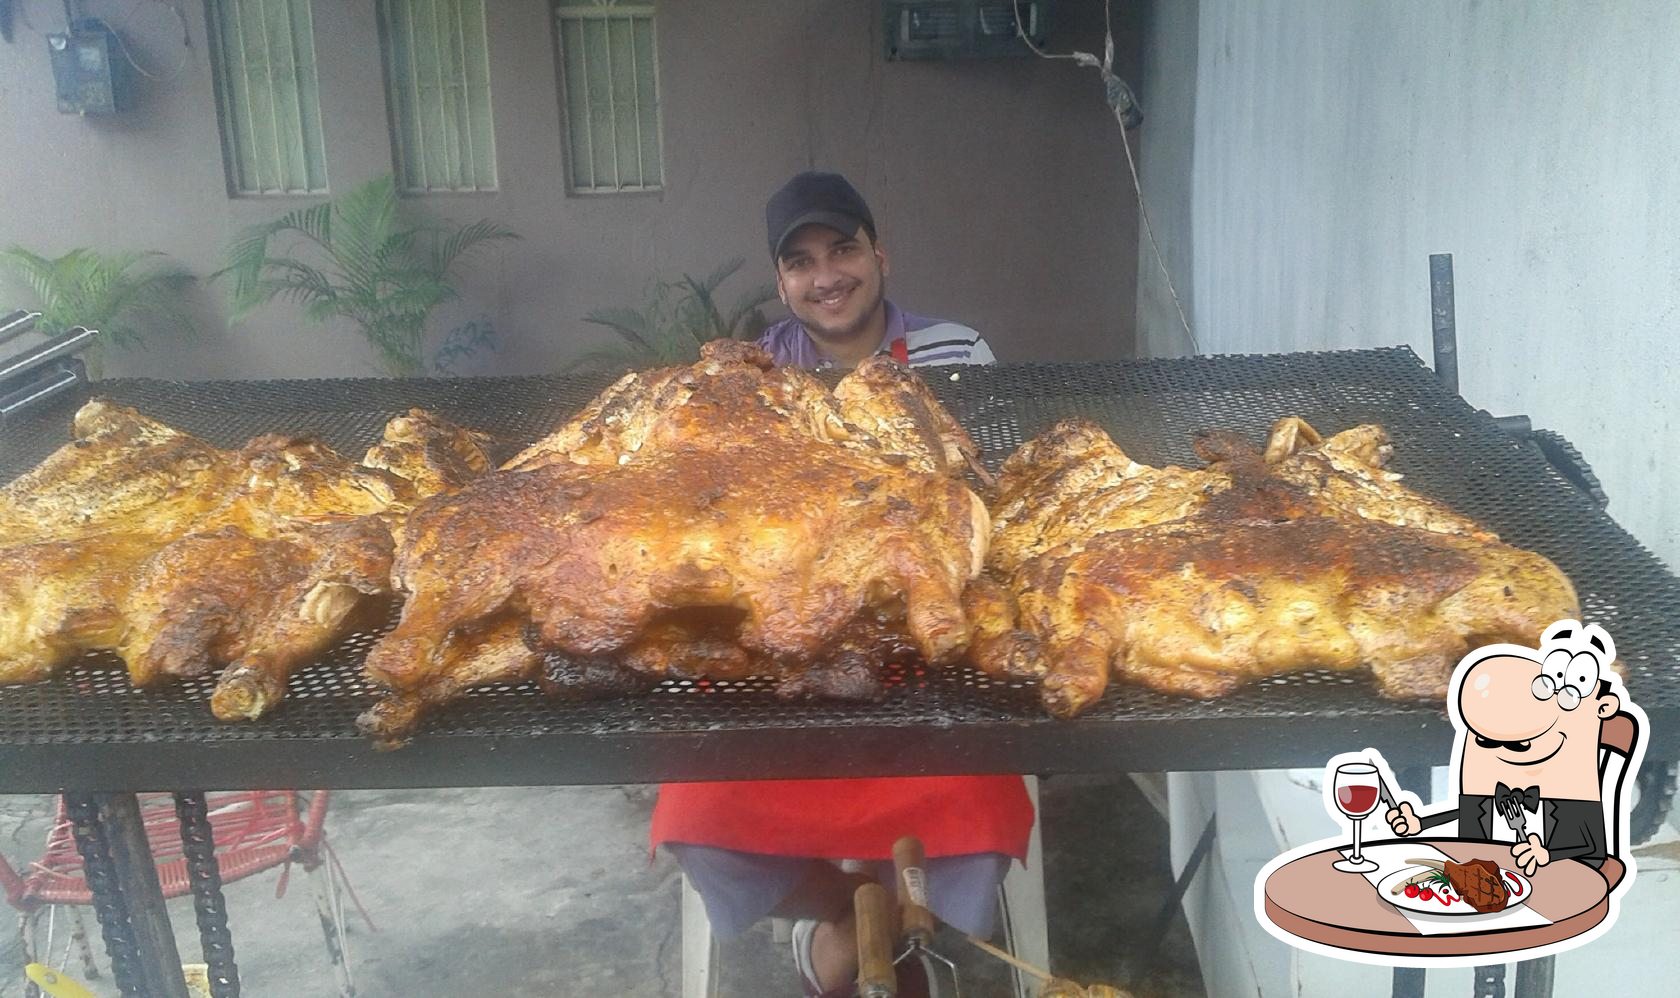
[666,842,1013,939]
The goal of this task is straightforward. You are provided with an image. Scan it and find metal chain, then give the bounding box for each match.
[174,792,241,998]
[1473,963,1507,998]
[62,794,145,997]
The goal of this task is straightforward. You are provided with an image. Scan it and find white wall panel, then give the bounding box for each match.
[1136,0,1678,568]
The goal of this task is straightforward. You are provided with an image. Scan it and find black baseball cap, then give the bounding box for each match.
[765,171,877,260]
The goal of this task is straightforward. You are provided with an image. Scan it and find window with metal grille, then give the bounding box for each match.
[206,0,330,196]
[555,2,662,193]
[379,0,498,193]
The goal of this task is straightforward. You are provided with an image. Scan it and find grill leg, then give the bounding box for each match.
[1392,967,1426,998]
[1512,956,1555,998]
[63,792,189,998]
[1473,963,1507,997]
[174,792,240,998]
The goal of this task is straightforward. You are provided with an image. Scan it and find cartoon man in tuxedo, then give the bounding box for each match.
[1385,620,1623,875]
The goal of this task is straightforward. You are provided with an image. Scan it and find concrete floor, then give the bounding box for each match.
[0,775,1203,998]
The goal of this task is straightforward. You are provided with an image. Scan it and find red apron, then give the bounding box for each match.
[653,339,1025,862]
[651,775,1034,861]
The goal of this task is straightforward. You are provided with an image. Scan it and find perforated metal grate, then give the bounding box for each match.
[2,347,1677,789]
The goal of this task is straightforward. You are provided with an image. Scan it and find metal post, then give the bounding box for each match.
[175,792,241,997]
[64,792,190,998]
[1429,253,1459,395]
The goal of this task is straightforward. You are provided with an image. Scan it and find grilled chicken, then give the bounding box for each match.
[361,409,496,506]
[360,341,988,745]
[0,401,492,718]
[127,518,396,720]
[1,403,236,685]
[977,417,1579,716]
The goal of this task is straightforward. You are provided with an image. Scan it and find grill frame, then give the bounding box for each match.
[2,346,1676,792]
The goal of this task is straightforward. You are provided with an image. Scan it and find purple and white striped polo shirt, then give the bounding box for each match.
[756,300,996,371]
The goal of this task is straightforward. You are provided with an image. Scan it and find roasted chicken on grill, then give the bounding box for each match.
[0,401,492,718]
[360,340,990,744]
[977,417,1579,716]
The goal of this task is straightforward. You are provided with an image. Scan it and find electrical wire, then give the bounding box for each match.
[104,0,194,83]
[28,0,193,84]
[1117,111,1198,356]
[1012,0,1200,356]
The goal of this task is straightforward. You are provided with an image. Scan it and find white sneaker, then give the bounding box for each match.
[790,917,826,996]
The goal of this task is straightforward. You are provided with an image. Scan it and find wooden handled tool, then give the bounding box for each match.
[886,834,1133,998]
[891,835,965,995]
[855,883,898,998]
[892,835,937,949]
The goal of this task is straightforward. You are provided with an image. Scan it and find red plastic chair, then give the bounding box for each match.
[2,790,366,997]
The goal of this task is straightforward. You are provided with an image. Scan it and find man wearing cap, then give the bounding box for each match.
[649,172,1029,997]
[757,170,996,370]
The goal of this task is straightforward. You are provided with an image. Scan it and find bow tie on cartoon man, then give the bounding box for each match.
[1495,783,1539,812]
[1385,621,1620,875]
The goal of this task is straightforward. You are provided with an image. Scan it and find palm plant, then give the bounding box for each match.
[215,175,518,377]
[1,247,194,374]
[570,258,775,372]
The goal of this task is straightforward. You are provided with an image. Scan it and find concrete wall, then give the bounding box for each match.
[0,0,1140,379]
[1133,0,1678,569]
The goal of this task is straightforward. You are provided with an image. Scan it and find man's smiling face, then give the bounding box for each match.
[775,223,889,347]
[1458,653,1616,800]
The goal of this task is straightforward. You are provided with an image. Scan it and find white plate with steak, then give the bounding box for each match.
[1379,858,1532,916]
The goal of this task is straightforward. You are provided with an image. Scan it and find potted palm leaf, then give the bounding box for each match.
[569,258,775,372]
[0,247,195,377]
[215,175,518,377]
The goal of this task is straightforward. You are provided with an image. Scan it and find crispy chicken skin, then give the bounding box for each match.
[362,408,496,502]
[361,341,989,745]
[0,401,229,545]
[0,402,492,719]
[978,416,1578,716]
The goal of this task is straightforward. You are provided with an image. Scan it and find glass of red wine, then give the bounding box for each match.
[1332,762,1381,873]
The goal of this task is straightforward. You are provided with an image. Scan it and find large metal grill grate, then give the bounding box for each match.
[1,347,1676,785]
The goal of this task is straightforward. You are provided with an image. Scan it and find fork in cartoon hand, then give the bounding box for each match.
[1499,796,1528,839]
[1502,797,1549,875]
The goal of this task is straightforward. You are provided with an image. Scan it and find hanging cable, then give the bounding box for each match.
[1013,1,1200,356]
[105,0,194,83]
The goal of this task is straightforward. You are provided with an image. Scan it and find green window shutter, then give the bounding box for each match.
[207,0,330,195]
[556,2,662,193]
[380,0,499,193]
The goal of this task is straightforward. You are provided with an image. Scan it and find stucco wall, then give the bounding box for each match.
[1133,0,1677,569]
[0,0,1139,379]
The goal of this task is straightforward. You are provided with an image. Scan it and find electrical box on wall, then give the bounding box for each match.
[48,19,134,115]
[882,1,1051,61]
